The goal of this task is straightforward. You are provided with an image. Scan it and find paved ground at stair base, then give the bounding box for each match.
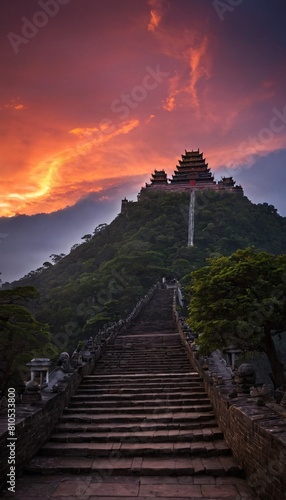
[3,473,258,499]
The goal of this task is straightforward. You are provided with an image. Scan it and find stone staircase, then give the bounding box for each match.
[27,289,242,475]
[26,287,246,480]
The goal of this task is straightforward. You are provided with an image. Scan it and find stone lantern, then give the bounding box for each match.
[26,358,52,387]
[225,346,241,370]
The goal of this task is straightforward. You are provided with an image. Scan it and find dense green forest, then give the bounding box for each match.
[9,190,286,352]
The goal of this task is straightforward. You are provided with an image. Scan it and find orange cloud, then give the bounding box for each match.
[148,9,161,32]
[187,36,211,108]
[163,73,180,111]
[147,0,163,32]
[145,114,155,124]
[1,98,26,111]
[0,119,141,217]
[148,13,212,112]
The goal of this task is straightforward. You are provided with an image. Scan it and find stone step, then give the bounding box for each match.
[75,382,205,389]
[101,349,187,354]
[92,362,192,369]
[63,404,213,414]
[71,393,207,403]
[126,331,178,334]
[114,342,182,346]
[76,386,205,394]
[97,352,187,355]
[93,367,192,373]
[69,397,210,407]
[109,348,184,352]
[95,353,188,357]
[53,419,219,433]
[59,411,216,424]
[94,353,189,358]
[25,455,244,477]
[49,427,224,443]
[79,380,204,392]
[94,359,189,363]
[81,379,201,386]
[39,439,232,458]
[102,345,186,349]
[83,372,199,379]
[81,378,202,386]
[77,384,204,391]
[77,383,204,390]
[100,349,187,354]
[113,340,183,345]
[93,365,192,372]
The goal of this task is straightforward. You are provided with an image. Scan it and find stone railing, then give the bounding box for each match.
[0,283,159,493]
[173,306,286,500]
[0,357,94,493]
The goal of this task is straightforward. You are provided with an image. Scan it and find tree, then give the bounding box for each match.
[0,286,54,397]
[93,223,107,234]
[43,261,53,268]
[81,234,92,242]
[70,244,80,252]
[49,253,66,264]
[186,248,286,388]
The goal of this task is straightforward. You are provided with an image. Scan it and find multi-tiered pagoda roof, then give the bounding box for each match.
[137,149,243,200]
[151,170,168,185]
[171,150,216,187]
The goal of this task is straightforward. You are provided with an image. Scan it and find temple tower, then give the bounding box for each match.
[171,149,216,189]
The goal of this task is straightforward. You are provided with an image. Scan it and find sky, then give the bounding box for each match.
[0,0,286,281]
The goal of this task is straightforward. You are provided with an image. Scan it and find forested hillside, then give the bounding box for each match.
[11,190,286,349]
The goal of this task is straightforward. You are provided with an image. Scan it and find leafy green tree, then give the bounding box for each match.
[82,312,112,336]
[43,261,53,268]
[49,253,66,264]
[94,223,108,234]
[70,243,80,252]
[187,248,286,387]
[81,234,92,242]
[0,287,54,397]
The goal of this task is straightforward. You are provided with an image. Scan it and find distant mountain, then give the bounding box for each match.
[10,190,286,350]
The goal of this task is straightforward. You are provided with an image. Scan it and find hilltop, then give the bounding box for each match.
[10,190,286,349]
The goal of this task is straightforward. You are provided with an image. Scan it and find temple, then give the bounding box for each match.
[171,150,215,188]
[150,170,168,186]
[138,149,243,197]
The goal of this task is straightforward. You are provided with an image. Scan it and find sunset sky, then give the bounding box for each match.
[1,0,286,219]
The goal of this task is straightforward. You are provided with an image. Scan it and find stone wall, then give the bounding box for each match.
[0,355,96,492]
[174,309,286,500]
